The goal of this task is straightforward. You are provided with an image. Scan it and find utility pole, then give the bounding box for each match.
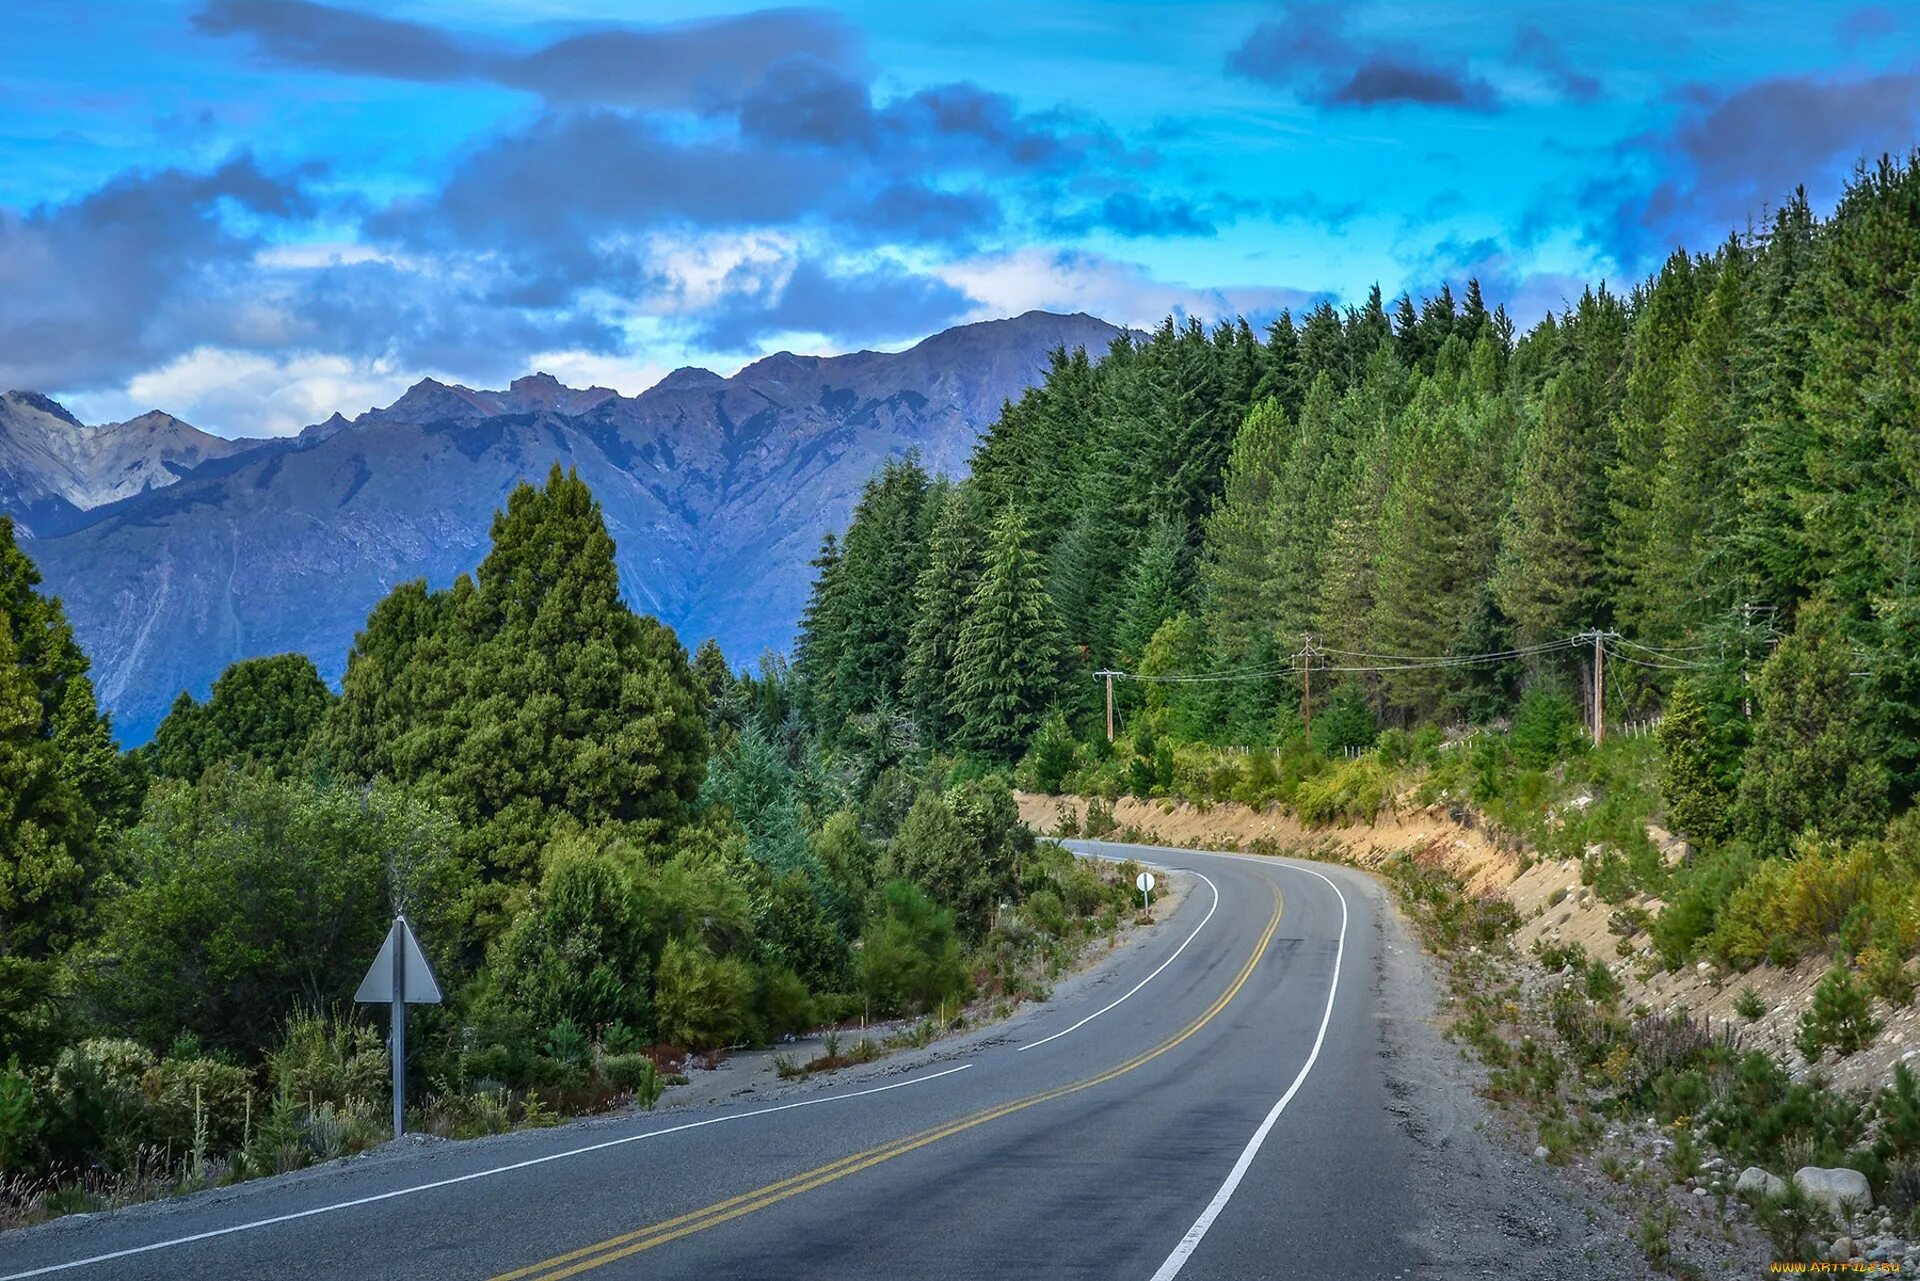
[1301,635,1314,746]
[1580,629,1618,747]
[1592,629,1604,747]
[1096,670,1117,742]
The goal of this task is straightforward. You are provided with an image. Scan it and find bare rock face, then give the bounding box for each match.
[0,391,277,536]
[12,311,1123,741]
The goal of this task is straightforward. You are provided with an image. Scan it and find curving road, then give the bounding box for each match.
[0,841,1593,1281]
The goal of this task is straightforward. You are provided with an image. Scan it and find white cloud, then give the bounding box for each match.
[64,348,429,438]
[939,247,1321,327]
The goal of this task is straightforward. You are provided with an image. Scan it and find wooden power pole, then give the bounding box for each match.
[1591,630,1604,747]
[1096,670,1117,742]
[1301,635,1313,745]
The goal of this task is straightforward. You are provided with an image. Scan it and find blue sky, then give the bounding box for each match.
[3,1,1917,435]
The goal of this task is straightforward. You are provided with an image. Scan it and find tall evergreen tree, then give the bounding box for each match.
[904,489,985,745]
[1114,518,1188,665]
[1735,598,1888,857]
[148,653,333,780]
[318,466,708,907]
[952,508,1064,759]
[1201,398,1292,660]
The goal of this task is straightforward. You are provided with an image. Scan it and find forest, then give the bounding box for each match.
[0,466,1142,1220]
[797,156,1920,1025]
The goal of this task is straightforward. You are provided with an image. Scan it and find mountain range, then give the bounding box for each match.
[5,310,1122,742]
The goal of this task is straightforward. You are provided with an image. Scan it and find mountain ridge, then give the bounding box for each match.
[10,309,1125,741]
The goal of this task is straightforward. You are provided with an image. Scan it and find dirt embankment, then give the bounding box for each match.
[1017,791,1522,895]
[1021,790,1920,1090]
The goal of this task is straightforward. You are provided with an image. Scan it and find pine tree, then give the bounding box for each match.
[148,653,333,780]
[904,489,985,745]
[1608,249,1701,644]
[1658,680,1733,847]
[1200,399,1292,660]
[1801,158,1920,624]
[1734,192,1820,613]
[1492,363,1615,645]
[1735,597,1888,856]
[1370,378,1496,719]
[1646,242,1749,642]
[318,466,708,904]
[1114,518,1187,664]
[952,508,1064,760]
[820,458,932,733]
[794,532,843,721]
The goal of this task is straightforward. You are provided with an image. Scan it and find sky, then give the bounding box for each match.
[3,1,1918,436]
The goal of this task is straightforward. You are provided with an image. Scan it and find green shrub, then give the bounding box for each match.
[45,1038,157,1171]
[1511,688,1580,769]
[147,1055,255,1156]
[1018,710,1079,795]
[757,966,814,1039]
[1707,835,1894,969]
[1798,965,1880,1062]
[0,1058,42,1173]
[1293,756,1395,826]
[484,843,656,1042]
[1877,1063,1920,1163]
[1706,1049,1867,1169]
[544,1019,590,1069]
[1734,987,1767,1020]
[601,1054,663,1108]
[857,881,972,1017]
[1651,845,1754,968]
[267,1010,387,1110]
[654,938,753,1051]
[1022,889,1067,937]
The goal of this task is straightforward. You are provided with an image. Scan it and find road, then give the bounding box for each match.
[0,840,1615,1281]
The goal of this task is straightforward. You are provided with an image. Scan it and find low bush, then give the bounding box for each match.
[1797,965,1880,1062]
[654,939,753,1052]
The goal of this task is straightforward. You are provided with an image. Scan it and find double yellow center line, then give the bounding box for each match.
[489,880,1284,1281]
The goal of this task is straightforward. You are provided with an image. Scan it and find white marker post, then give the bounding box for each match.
[355,915,442,1140]
[1136,870,1156,911]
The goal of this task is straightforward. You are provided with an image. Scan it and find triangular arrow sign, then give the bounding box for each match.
[355,915,442,1004]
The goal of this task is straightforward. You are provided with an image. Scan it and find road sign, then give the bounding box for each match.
[355,916,442,1004]
[1136,870,1156,909]
[356,915,441,1139]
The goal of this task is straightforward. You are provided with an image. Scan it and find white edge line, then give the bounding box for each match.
[1016,863,1220,1054]
[1147,861,1348,1281]
[0,1064,974,1281]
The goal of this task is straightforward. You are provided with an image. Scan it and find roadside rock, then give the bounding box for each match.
[1796,1167,1872,1215]
[1735,1167,1786,1199]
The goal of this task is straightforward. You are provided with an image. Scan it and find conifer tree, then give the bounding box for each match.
[1492,364,1615,644]
[1658,680,1733,847]
[1115,518,1187,664]
[952,508,1063,759]
[148,653,333,780]
[1608,249,1701,644]
[904,489,985,744]
[1201,399,1292,660]
[819,458,932,733]
[1735,598,1888,856]
[319,466,707,903]
[1370,381,1494,718]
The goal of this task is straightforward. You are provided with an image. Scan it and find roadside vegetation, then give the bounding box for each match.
[0,468,1144,1231]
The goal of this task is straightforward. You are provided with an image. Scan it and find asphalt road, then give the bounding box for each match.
[0,842,1457,1281]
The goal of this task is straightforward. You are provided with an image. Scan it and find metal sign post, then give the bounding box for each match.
[355,915,442,1139]
[1135,870,1156,911]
